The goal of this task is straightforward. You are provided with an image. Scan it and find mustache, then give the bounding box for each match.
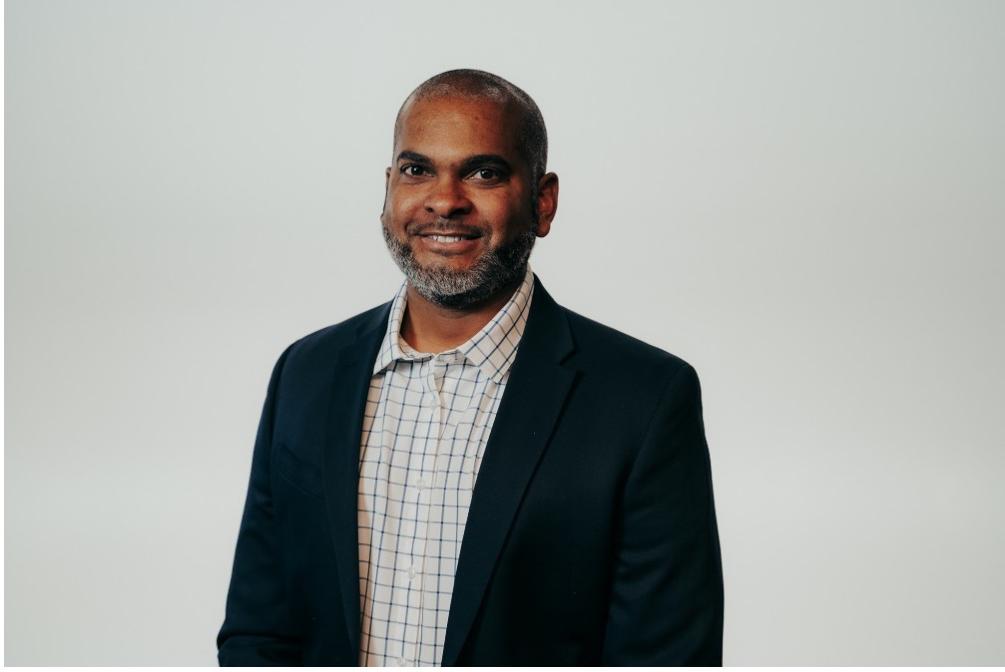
[407,220,486,237]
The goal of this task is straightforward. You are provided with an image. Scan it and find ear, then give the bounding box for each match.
[534,172,559,237]
[381,167,392,215]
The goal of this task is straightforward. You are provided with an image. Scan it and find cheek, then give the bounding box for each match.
[386,188,421,222]
[477,192,520,221]
[491,200,534,239]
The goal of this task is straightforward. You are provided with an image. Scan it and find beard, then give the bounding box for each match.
[382,220,537,310]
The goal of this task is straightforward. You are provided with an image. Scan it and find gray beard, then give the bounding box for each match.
[382,223,536,310]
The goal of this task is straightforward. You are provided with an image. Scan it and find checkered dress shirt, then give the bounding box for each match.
[356,266,535,667]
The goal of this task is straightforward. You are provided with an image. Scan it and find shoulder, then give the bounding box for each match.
[550,302,705,430]
[536,297,706,456]
[560,305,697,383]
[272,301,391,374]
[526,275,702,407]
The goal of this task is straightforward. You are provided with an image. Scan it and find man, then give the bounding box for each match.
[217,69,723,666]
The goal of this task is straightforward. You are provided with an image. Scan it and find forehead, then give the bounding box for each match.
[395,95,522,160]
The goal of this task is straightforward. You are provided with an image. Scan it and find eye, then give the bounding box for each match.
[471,168,500,181]
[400,164,429,177]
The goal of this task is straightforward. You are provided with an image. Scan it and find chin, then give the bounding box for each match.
[416,252,482,271]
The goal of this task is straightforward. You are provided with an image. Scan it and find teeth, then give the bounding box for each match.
[430,235,464,243]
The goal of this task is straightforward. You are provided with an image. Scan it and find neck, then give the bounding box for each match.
[400,277,524,353]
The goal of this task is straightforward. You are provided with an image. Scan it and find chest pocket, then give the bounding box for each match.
[274,443,323,497]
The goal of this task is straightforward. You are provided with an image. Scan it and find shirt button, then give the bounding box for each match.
[408,565,418,580]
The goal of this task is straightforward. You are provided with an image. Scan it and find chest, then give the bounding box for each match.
[359,358,506,486]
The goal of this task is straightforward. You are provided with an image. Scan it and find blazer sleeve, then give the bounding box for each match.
[217,344,303,666]
[601,363,724,665]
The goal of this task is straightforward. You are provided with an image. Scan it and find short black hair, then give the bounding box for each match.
[393,69,548,190]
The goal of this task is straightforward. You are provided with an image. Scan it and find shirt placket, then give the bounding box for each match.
[423,355,450,664]
[395,355,449,666]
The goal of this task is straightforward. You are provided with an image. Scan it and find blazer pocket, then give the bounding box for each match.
[274,443,323,497]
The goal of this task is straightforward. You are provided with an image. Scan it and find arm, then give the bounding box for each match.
[601,363,724,665]
[217,344,303,666]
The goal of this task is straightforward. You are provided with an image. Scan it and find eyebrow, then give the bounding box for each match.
[396,150,432,165]
[458,154,512,175]
[396,151,513,175]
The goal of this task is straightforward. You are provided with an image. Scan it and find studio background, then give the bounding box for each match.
[5,0,1004,665]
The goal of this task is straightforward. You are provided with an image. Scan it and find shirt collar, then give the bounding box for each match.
[372,264,536,383]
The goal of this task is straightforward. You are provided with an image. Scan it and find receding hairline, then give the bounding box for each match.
[392,94,522,148]
[390,69,548,183]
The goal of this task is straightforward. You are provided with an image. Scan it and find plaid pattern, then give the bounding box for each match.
[357,266,535,666]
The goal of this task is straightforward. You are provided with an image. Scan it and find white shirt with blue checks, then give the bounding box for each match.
[357,266,535,666]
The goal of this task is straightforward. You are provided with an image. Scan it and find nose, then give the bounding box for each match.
[424,176,473,219]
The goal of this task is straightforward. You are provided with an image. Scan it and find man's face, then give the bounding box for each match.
[380,95,547,309]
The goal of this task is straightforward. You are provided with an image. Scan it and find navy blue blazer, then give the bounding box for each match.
[217,275,724,666]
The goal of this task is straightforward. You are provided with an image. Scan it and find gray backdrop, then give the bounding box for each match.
[6,0,1004,665]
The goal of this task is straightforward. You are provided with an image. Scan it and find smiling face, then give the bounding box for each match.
[380,95,556,309]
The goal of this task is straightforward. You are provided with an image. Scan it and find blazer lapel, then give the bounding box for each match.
[321,304,390,659]
[441,277,577,666]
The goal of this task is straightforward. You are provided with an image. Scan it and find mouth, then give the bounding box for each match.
[414,229,484,255]
[422,233,479,243]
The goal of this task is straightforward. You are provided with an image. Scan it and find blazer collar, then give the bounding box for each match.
[320,300,390,659]
[320,274,576,664]
[440,275,576,665]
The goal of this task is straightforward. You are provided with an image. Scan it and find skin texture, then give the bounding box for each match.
[380,95,559,353]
